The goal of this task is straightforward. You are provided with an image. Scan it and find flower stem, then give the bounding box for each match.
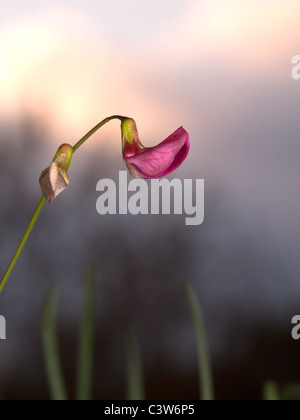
[72,115,126,153]
[0,115,127,294]
[0,196,46,294]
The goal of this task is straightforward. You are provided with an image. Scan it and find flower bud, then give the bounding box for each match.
[39,144,73,203]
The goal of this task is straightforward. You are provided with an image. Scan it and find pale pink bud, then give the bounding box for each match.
[39,144,73,203]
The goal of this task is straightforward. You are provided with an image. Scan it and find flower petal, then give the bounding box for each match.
[125,127,190,178]
[39,143,73,203]
[39,162,69,203]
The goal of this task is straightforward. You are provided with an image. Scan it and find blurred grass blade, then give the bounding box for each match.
[77,265,96,401]
[126,330,145,400]
[184,282,214,401]
[263,381,280,400]
[281,383,300,400]
[42,286,68,401]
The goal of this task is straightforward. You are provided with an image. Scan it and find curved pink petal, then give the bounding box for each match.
[125,127,190,179]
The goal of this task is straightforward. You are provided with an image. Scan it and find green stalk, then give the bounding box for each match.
[126,330,145,401]
[77,266,96,401]
[184,282,214,401]
[72,115,125,153]
[0,115,126,294]
[42,287,68,401]
[0,196,46,294]
[263,381,280,401]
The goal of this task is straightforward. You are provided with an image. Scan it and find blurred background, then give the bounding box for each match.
[1,0,300,400]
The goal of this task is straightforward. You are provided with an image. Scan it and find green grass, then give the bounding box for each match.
[184,282,214,401]
[42,278,300,401]
[125,329,145,400]
[42,286,68,401]
[42,269,96,401]
[77,265,96,400]
[263,381,280,401]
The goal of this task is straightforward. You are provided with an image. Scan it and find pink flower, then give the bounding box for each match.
[121,119,190,179]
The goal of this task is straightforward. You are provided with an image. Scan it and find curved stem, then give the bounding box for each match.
[0,196,46,294]
[0,115,128,294]
[72,115,126,153]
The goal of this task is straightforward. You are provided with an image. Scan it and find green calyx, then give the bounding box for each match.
[53,144,73,169]
[121,118,137,144]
